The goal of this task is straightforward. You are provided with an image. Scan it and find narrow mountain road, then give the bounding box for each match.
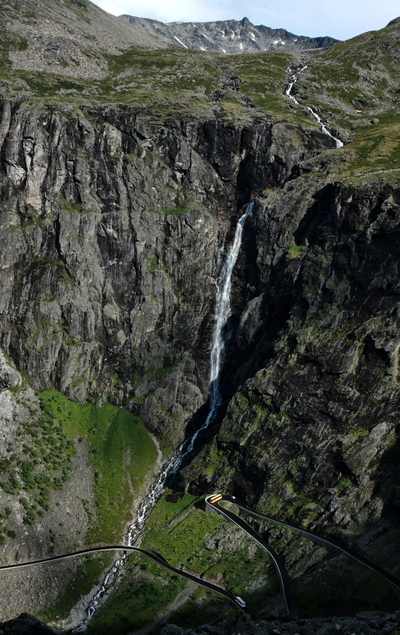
[205,494,296,616]
[2,493,400,623]
[0,544,245,611]
[228,495,400,590]
[206,494,400,607]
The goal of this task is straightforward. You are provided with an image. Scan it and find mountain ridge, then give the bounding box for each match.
[119,15,339,54]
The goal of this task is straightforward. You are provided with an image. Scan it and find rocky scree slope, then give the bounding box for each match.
[0,0,166,83]
[119,16,338,55]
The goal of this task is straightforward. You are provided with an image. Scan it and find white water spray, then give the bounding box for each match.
[75,202,254,629]
[183,201,254,456]
[286,65,343,149]
[73,557,126,631]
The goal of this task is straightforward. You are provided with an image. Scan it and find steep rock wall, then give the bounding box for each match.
[183,161,400,608]
[0,98,338,621]
[0,100,331,444]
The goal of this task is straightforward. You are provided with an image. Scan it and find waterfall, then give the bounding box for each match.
[286,65,343,149]
[75,202,254,630]
[129,201,254,533]
[183,201,254,456]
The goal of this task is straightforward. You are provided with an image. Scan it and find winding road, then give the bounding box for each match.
[2,493,400,622]
[0,544,245,611]
[206,494,296,615]
[206,493,400,615]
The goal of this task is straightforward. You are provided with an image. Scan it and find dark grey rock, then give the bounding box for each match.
[0,350,21,390]
[3,613,58,634]
[0,98,332,446]
[160,612,400,635]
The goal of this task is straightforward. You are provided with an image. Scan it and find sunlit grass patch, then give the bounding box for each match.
[40,389,158,543]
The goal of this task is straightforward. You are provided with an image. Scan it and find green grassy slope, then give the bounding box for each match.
[39,389,158,543]
[88,493,279,634]
[293,17,400,179]
[0,379,158,624]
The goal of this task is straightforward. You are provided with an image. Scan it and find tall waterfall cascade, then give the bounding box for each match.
[76,201,254,629]
[286,65,343,148]
[185,201,254,456]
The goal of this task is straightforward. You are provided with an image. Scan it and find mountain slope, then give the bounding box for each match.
[0,0,167,82]
[291,16,400,151]
[119,16,338,54]
[0,1,400,632]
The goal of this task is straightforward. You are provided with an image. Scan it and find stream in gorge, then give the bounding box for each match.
[74,201,255,630]
[74,65,344,629]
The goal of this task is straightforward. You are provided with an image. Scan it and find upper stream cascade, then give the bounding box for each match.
[75,202,254,629]
[286,65,343,148]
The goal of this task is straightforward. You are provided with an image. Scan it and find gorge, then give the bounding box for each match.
[0,0,400,633]
[75,201,255,630]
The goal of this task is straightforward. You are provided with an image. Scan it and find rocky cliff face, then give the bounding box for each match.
[0,94,337,622]
[1,2,400,630]
[182,158,400,616]
[2,95,400,625]
[0,100,333,444]
[186,163,400,518]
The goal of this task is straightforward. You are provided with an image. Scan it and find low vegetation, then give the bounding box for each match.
[40,552,113,623]
[87,554,187,634]
[88,492,278,633]
[39,389,158,543]
[0,388,76,539]
[0,379,158,622]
